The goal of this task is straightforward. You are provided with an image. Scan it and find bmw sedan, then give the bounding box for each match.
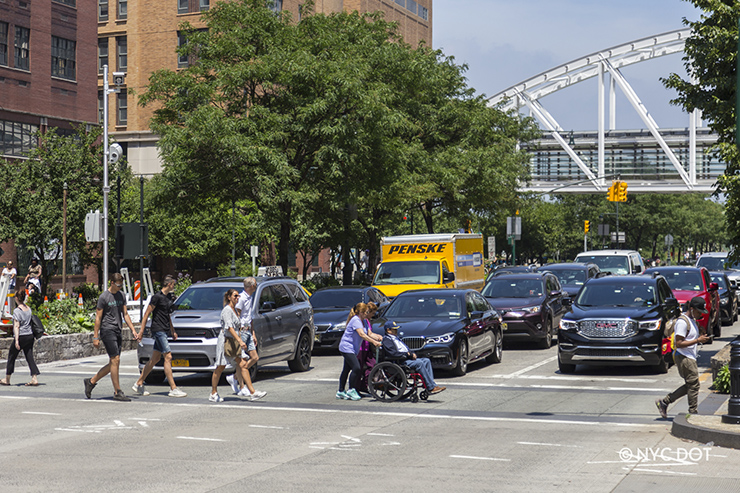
[374,289,503,376]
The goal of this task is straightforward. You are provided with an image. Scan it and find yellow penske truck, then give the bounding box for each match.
[372,233,486,298]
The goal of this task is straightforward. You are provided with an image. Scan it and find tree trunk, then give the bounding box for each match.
[277,201,292,275]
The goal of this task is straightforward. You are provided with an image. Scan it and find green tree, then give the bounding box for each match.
[0,126,113,295]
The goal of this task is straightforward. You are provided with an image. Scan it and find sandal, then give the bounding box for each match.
[0,380,10,386]
[25,382,39,387]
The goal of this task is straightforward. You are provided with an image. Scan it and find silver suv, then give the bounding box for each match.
[137,277,314,382]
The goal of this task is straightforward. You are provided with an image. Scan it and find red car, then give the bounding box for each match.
[643,266,720,337]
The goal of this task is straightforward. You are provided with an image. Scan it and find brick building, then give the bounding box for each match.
[0,0,98,287]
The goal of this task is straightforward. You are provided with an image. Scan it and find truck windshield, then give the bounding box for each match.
[575,255,629,275]
[373,261,440,285]
[576,282,657,307]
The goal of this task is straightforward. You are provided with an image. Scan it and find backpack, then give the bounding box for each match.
[663,314,690,338]
[31,314,45,339]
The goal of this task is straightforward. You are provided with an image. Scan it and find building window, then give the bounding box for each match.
[178,0,188,14]
[117,92,127,125]
[98,37,108,74]
[418,5,428,21]
[117,36,127,71]
[53,0,76,6]
[200,0,209,12]
[406,0,417,15]
[51,36,76,80]
[99,0,109,21]
[0,119,39,157]
[177,32,189,68]
[14,27,29,71]
[118,0,127,20]
[394,0,405,7]
[268,0,282,13]
[0,22,8,67]
[98,90,104,124]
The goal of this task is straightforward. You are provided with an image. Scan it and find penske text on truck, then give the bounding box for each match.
[372,233,485,298]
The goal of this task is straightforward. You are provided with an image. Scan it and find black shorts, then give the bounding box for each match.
[100,330,122,358]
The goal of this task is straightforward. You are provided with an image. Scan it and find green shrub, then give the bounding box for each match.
[174,273,192,298]
[714,365,732,394]
[30,298,95,335]
[73,282,101,311]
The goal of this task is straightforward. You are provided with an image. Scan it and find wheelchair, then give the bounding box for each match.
[367,359,431,403]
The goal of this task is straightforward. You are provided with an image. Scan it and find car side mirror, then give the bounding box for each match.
[634,265,643,273]
[443,272,455,283]
[260,301,277,312]
[665,297,680,310]
[470,311,483,320]
[562,298,573,308]
[549,290,561,297]
[709,282,719,291]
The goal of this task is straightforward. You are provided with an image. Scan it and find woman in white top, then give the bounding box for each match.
[0,289,39,386]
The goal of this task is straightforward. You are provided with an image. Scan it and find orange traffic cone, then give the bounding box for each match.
[44,296,48,304]
[78,293,84,308]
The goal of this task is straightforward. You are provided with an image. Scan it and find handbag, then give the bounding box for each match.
[31,314,45,339]
[224,335,240,358]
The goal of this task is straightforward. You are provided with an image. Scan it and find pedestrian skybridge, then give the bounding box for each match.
[488,29,722,194]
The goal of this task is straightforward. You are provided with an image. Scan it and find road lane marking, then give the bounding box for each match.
[488,375,658,383]
[517,441,582,448]
[502,356,558,378]
[629,468,696,476]
[450,455,510,462]
[55,428,100,433]
[249,424,284,429]
[176,436,226,442]
[367,433,395,436]
[23,411,62,416]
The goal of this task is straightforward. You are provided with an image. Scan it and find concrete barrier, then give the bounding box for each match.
[710,342,732,381]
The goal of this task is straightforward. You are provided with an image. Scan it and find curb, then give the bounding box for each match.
[671,414,740,450]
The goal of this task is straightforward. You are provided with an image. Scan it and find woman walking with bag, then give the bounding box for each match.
[0,289,39,386]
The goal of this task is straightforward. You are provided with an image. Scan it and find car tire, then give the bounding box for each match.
[734,308,738,323]
[653,354,669,374]
[485,329,503,364]
[288,330,312,372]
[452,338,469,376]
[144,371,165,385]
[537,319,553,349]
[713,317,722,338]
[558,355,576,374]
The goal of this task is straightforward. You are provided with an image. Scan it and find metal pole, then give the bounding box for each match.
[231,200,236,276]
[722,337,740,424]
[615,201,619,246]
[62,182,67,297]
[103,65,110,290]
[139,176,144,323]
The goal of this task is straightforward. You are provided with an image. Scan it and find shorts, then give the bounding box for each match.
[240,329,256,358]
[100,330,122,358]
[152,331,171,354]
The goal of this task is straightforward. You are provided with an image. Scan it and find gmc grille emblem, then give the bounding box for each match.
[595,322,617,329]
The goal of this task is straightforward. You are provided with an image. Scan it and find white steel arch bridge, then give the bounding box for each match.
[488,29,722,194]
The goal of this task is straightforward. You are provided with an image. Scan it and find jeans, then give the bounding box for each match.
[339,351,362,392]
[664,353,700,414]
[404,357,436,388]
[152,331,171,354]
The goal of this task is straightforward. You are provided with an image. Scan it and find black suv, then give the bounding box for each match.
[557,275,680,374]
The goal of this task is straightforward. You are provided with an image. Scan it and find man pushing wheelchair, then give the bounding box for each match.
[382,321,445,395]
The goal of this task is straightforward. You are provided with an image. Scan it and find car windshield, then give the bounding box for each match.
[660,270,703,291]
[173,286,234,310]
[384,294,462,319]
[575,255,629,275]
[481,278,544,298]
[310,290,361,308]
[710,274,728,292]
[576,282,657,307]
[373,261,440,285]
[547,269,586,286]
[698,256,740,271]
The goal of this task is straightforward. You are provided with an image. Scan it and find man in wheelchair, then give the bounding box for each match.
[382,321,445,395]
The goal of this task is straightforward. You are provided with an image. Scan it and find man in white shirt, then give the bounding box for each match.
[656,296,711,418]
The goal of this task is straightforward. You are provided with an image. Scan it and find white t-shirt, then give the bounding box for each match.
[675,315,700,360]
[2,267,16,288]
[235,291,253,329]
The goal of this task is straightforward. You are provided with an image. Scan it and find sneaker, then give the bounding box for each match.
[208,392,223,403]
[237,387,252,398]
[132,384,150,396]
[113,390,131,402]
[249,390,267,401]
[83,378,96,399]
[655,398,668,419]
[226,374,239,394]
[168,388,187,398]
[336,390,347,400]
[346,388,361,401]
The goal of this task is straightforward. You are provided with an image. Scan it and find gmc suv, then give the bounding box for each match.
[137,277,315,382]
[557,275,680,374]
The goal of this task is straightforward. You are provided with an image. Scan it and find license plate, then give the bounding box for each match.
[501,323,508,331]
[172,359,189,367]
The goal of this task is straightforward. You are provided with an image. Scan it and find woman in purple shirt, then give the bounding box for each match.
[336,302,380,401]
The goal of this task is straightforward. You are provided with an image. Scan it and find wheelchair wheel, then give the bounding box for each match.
[368,362,407,402]
[419,390,429,401]
[410,393,419,403]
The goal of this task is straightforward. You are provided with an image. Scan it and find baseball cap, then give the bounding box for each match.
[688,296,708,314]
[383,320,400,331]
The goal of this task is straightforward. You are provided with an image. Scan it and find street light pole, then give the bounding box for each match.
[102,64,111,290]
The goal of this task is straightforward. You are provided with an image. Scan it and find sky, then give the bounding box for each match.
[433,0,702,130]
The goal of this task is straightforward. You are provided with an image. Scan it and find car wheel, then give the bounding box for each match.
[653,354,668,374]
[452,338,469,376]
[144,371,165,385]
[288,331,312,372]
[713,317,722,338]
[537,319,553,349]
[558,354,576,374]
[485,329,503,364]
[734,307,738,323]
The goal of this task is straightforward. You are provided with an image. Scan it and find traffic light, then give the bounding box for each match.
[617,181,628,202]
[607,181,618,202]
[584,220,590,234]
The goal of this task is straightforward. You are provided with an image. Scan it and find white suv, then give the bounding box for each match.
[696,252,740,288]
[574,250,645,276]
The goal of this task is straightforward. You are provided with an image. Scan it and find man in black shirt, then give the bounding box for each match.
[132,275,187,397]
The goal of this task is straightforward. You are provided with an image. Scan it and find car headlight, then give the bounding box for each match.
[520,305,541,314]
[638,319,661,331]
[560,319,578,331]
[426,333,455,344]
[721,298,729,305]
[331,322,346,331]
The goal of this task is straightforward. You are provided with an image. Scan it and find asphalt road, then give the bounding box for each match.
[2,323,740,492]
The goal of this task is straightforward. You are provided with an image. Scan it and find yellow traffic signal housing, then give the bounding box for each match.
[617,181,628,202]
[607,181,618,202]
[584,220,590,233]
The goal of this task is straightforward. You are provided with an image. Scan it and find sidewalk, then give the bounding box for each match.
[672,391,740,449]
